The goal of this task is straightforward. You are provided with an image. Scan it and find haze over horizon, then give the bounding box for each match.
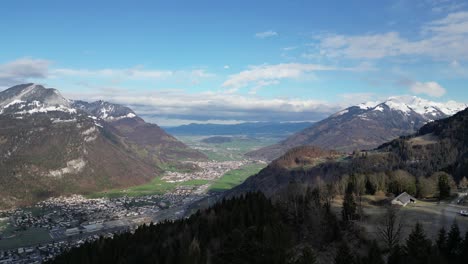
[2,0,468,125]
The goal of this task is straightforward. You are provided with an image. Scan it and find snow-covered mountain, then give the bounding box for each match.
[356,95,466,121]
[247,95,468,161]
[0,84,76,115]
[72,100,137,121]
[0,83,205,209]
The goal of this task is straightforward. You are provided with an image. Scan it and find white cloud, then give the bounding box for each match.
[149,118,246,127]
[339,92,379,105]
[51,68,174,79]
[0,58,51,85]
[428,0,466,13]
[283,46,297,51]
[448,59,468,76]
[0,58,216,86]
[223,65,230,69]
[222,63,337,90]
[409,81,446,97]
[316,11,468,60]
[255,30,278,38]
[65,88,340,125]
[51,67,215,84]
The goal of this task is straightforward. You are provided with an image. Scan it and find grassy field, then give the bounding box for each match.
[89,136,273,198]
[176,136,278,161]
[89,162,265,199]
[0,226,51,250]
[209,163,265,193]
[88,178,210,199]
[332,195,468,241]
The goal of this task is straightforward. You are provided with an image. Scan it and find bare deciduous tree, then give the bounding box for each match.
[377,206,402,250]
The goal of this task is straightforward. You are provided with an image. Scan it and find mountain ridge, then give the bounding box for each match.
[0,83,206,208]
[247,95,467,161]
[163,121,314,137]
[230,107,468,198]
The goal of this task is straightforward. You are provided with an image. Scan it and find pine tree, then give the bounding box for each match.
[387,245,404,264]
[365,177,376,195]
[360,241,384,264]
[460,232,468,264]
[295,247,317,264]
[342,181,357,222]
[436,227,447,255]
[405,223,432,264]
[334,243,354,264]
[446,222,461,261]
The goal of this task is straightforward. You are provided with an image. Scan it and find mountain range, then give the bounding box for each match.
[48,96,468,264]
[230,105,468,198]
[164,122,314,137]
[247,95,467,161]
[0,83,206,208]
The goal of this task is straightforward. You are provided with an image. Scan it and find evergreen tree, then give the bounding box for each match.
[460,232,468,264]
[342,181,357,222]
[360,241,384,264]
[446,222,461,261]
[387,245,404,264]
[365,177,376,195]
[436,227,447,255]
[334,243,354,264]
[294,247,317,264]
[405,223,432,264]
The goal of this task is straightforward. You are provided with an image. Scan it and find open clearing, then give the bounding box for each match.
[88,178,210,199]
[333,195,468,241]
[176,136,278,161]
[209,163,265,193]
[89,136,270,199]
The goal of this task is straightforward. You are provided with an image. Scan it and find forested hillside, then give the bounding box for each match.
[48,189,468,264]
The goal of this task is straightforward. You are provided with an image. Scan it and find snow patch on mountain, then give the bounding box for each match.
[349,95,467,121]
[15,101,77,115]
[377,96,467,117]
[358,101,379,110]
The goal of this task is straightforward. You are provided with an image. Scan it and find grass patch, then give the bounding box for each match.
[0,227,51,249]
[209,163,265,193]
[159,163,196,173]
[176,136,278,161]
[0,218,8,232]
[87,177,176,198]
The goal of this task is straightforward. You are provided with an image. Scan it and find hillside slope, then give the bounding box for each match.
[73,100,207,164]
[233,107,468,197]
[0,84,205,208]
[164,122,314,137]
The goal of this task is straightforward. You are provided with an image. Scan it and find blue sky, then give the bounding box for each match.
[1,0,468,125]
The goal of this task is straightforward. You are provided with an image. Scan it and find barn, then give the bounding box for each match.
[391,192,417,207]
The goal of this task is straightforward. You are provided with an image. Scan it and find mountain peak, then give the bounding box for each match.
[355,95,467,118]
[0,83,70,107]
[71,100,138,121]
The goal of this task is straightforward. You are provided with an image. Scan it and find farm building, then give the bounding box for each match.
[391,192,417,207]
